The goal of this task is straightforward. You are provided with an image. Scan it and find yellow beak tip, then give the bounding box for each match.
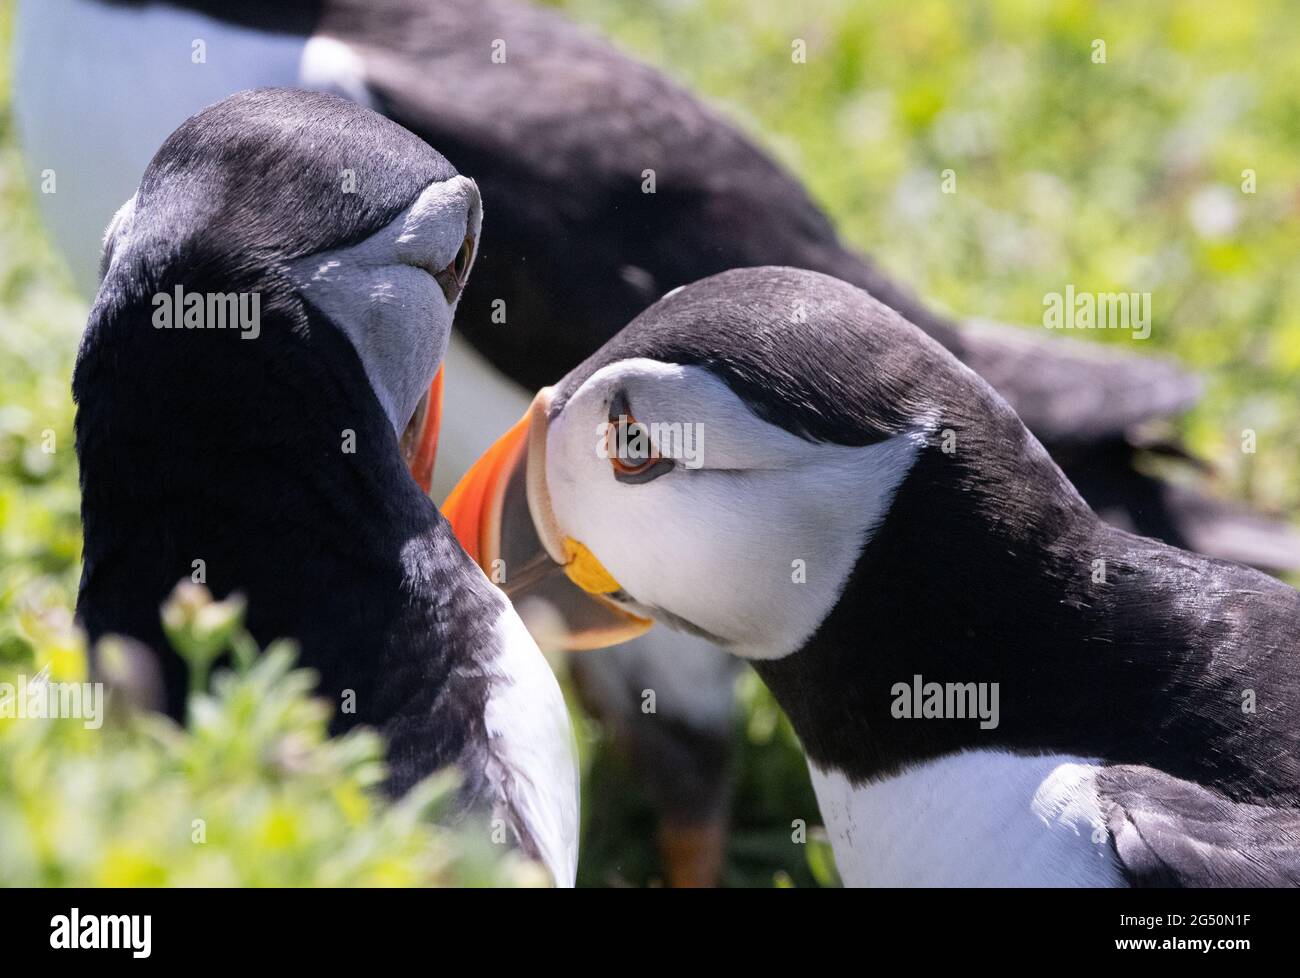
[561,537,624,595]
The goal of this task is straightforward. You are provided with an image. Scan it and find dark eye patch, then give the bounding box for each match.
[607,389,674,485]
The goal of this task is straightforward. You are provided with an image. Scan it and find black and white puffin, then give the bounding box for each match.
[445,266,1300,887]
[73,88,578,886]
[16,0,1298,886]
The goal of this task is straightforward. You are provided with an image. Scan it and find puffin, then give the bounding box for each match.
[16,0,1299,886]
[73,88,578,886]
[444,266,1300,887]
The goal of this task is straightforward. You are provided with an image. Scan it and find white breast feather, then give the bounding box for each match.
[810,750,1126,887]
[482,606,580,887]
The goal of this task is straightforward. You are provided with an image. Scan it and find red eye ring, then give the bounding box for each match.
[607,415,661,476]
[610,452,660,476]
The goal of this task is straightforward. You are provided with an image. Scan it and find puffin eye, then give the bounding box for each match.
[452,235,474,280]
[607,393,674,484]
[433,234,474,303]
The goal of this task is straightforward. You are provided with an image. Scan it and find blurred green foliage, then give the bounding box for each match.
[0,584,537,886]
[574,669,838,887]
[0,2,82,656]
[1,0,1297,886]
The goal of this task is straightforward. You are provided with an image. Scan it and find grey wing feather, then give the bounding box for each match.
[1097,765,1300,887]
[955,319,1202,445]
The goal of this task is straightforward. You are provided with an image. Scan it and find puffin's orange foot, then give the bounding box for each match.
[658,817,727,888]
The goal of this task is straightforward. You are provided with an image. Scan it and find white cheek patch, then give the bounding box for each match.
[547,360,930,660]
[284,177,480,435]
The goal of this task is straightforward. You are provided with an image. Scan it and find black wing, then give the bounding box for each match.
[951,318,1201,445]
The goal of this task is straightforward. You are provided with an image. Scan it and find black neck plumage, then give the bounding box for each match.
[74,294,498,793]
[754,425,1300,803]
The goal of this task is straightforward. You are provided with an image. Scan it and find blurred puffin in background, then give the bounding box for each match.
[15,0,1299,886]
[73,88,577,885]
[446,266,1300,887]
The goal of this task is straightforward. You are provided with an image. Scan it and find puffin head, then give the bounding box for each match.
[84,87,481,493]
[444,266,1053,659]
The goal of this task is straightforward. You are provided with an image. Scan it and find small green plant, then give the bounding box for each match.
[0,582,543,886]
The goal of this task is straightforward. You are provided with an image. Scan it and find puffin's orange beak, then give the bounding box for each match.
[442,387,652,651]
[400,364,444,494]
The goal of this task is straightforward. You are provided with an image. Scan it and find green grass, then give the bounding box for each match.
[1,0,1297,886]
